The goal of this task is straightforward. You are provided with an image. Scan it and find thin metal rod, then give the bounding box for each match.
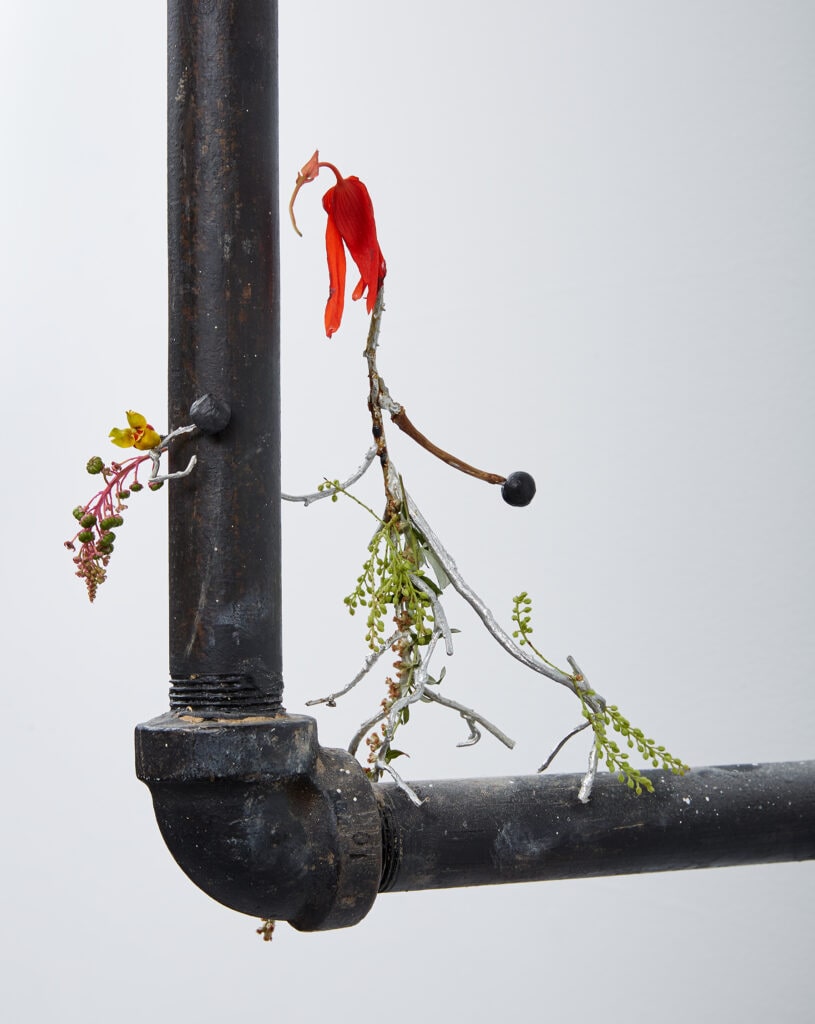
[377,761,815,892]
[166,1,282,713]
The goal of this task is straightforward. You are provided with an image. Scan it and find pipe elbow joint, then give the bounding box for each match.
[135,713,381,931]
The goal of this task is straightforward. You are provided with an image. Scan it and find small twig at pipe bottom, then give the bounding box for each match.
[305,629,406,707]
[578,740,601,804]
[281,445,377,506]
[538,720,591,772]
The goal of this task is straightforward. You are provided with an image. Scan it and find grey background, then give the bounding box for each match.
[2,2,813,1021]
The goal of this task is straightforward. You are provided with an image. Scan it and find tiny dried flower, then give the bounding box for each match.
[289,150,386,338]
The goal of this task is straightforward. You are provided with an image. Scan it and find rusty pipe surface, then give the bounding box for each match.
[166,0,282,714]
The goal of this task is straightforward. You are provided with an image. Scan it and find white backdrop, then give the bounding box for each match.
[2,2,813,1021]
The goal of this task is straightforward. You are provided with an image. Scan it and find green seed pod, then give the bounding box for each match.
[117,489,131,499]
[79,513,97,528]
[77,530,94,544]
[86,456,104,475]
[130,482,143,492]
[72,506,86,520]
[148,480,164,491]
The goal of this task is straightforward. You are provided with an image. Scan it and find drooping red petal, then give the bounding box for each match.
[322,189,347,338]
[326,176,386,315]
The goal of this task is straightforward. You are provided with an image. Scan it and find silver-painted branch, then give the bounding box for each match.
[410,573,454,655]
[348,709,386,759]
[281,445,377,506]
[379,757,424,807]
[405,492,581,694]
[305,629,406,707]
[143,423,199,483]
[578,739,601,804]
[457,717,481,747]
[149,454,197,484]
[538,719,591,772]
[422,687,516,750]
[158,423,197,449]
[374,630,445,805]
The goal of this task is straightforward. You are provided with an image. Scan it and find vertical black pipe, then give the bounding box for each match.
[167,0,282,713]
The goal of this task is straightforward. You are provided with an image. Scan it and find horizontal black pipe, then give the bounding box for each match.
[376,760,815,893]
[167,0,282,715]
[137,710,815,930]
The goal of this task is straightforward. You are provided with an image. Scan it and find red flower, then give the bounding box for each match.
[290,151,386,338]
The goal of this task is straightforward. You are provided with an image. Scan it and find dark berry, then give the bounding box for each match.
[501,471,536,507]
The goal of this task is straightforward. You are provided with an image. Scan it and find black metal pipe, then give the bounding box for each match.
[138,3,815,933]
[136,737,815,930]
[166,0,282,714]
[377,761,815,892]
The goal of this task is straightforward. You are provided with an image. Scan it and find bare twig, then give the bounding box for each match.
[306,629,406,707]
[149,454,197,483]
[390,406,506,485]
[409,573,454,655]
[348,709,387,759]
[406,492,583,694]
[157,423,197,449]
[421,687,516,750]
[281,445,377,506]
[148,424,199,483]
[457,717,481,747]
[379,757,424,806]
[578,739,601,804]
[538,720,591,772]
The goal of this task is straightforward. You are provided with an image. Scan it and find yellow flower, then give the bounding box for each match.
[109,410,161,451]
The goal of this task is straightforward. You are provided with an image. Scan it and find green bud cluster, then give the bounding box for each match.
[512,591,688,795]
[511,591,533,644]
[344,519,435,650]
